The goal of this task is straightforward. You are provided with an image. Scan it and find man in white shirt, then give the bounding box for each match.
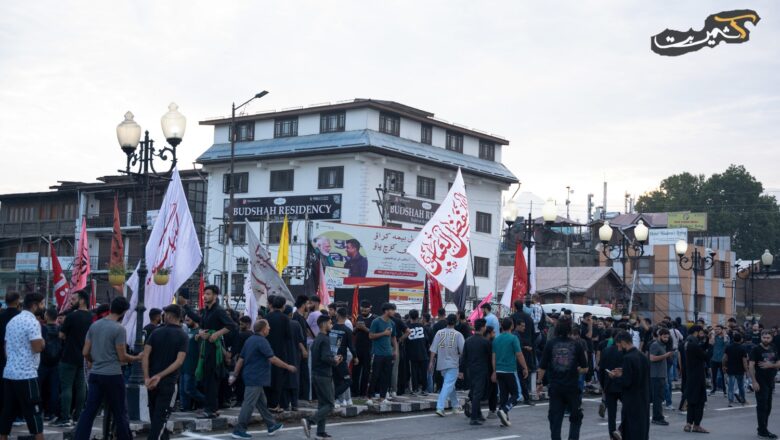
[429,314,465,416]
[0,293,46,440]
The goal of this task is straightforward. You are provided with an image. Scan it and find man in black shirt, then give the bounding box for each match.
[232,316,253,405]
[609,330,650,440]
[351,301,374,398]
[597,330,623,440]
[406,310,429,395]
[302,315,342,439]
[54,290,92,426]
[389,303,409,396]
[0,292,20,419]
[460,318,491,425]
[331,308,355,404]
[143,304,188,440]
[264,295,290,410]
[538,318,588,440]
[723,332,748,406]
[749,330,780,439]
[143,308,162,340]
[293,295,312,401]
[431,308,447,335]
[197,285,237,418]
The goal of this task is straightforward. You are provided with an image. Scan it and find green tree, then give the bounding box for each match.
[635,165,780,259]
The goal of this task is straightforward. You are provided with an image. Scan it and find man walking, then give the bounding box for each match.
[229,319,295,438]
[722,332,748,407]
[597,329,623,440]
[429,314,465,417]
[649,328,672,426]
[73,297,141,440]
[406,310,429,396]
[609,330,650,440]
[0,293,45,440]
[683,325,710,434]
[197,285,236,419]
[367,303,396,405]
[351,301,373,398]
[0,292,21,420]
[143,304,188,440]
[53,290,92,427]
[492,317,529,427]
[459,318,492,425]
[264,296,290,411]
[749,330,779,439]
[302,315,342,439]
[538,318,588,440]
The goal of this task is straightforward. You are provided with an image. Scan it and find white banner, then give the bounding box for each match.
[245,220,293,304]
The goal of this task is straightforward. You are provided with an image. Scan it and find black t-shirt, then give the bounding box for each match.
[406,322,429,361]
[392,316,408,340]
[724,343,747,375]
[461,334,492,374]
[61,309,93,366]
[751,343,778,385]
[265,310,290,360]
[354,314,375,353]
[146,324,188,385]
[455,322,472,340]
[143,323,159,340]
[540,336,587,390]
[330,323,354,357]
[511,311,536,342]
[432,319,447,335]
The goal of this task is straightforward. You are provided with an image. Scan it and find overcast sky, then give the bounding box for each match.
[1,1,777,222]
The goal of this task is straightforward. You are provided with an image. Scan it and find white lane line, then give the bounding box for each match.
[478,436,521,440]
[716,404,756,411]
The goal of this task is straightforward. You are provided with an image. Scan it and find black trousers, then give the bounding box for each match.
[333,362,352,398]
[148,381,176,440]
[369,355,393,398]
[651,377,665,421]
[397,349,409,395]
[409,360,428,392]
[469,373,488,421]
[351,349,371,397]
[299,352,311,401]
[487,380,497,412]
[0,378,43,436]
[686,402,704,425]
[267,366,286,408]
[519,371,531,402]
[604,391,620,434]
[496,372,518,413]
[548,386,583,440]
[756,382,774,434]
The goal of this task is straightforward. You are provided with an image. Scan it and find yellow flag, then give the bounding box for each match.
[276,215,289,275]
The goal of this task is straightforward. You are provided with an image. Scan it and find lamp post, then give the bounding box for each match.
[223,91,269,297]
[738,250,775,315]
[116,103,186,421]
[674,240,716,323]
[599,219,649,313]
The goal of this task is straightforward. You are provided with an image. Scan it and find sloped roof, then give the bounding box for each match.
[589,213,668,228]
[497,266,623,294]
[196,129,518,184]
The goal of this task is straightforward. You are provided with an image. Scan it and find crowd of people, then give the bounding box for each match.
[1,287,780,440]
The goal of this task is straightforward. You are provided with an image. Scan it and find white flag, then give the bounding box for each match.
[406,168,470,291]
[246,220,293,305]
[124,167,202,344]
[500,268,514,310]
[243,275,258,327]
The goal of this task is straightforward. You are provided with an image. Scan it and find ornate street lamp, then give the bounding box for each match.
[599,219,648,312]
[116,102,186,421]
[675,240,716,322]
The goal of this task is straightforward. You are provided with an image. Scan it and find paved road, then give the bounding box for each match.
[172,392,779,440]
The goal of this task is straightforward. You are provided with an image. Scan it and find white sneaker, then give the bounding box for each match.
[385,395,394,401]
[390,392,397,398]
[334,402,341,409]
[452,408,463,415]
[366,399,374,406]
[346,399,354,406]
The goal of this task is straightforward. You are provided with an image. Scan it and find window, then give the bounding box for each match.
[473,256,489,278]
[421,124,432,145]
[695,295,705,314]
[379,112,400,136]
[270,169,294,192]
[384,169,404,193]
[713,261,730,279]
[269,222,292,244]
[230,274,245,297]
[446,131,463,153]
[231,122,254,142]
[218,223,246,245]
[476,212,492,234]
[320,112,345,133]
[318,166,344,189]
[222,172,249,194]
[416,176,435,199]
[636,256,655,275]
[714,297,725,314]
[479,141,495,161]
[274,117,298,138]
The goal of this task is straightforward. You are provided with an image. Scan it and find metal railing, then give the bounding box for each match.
[85,211,147,229]
[0,220,74,237]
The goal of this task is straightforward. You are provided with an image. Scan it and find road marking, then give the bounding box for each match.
[477,436,521,440]
[715,404,756,411]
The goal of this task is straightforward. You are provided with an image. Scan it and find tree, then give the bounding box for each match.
[635,165,780,259]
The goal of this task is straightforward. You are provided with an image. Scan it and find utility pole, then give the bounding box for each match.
[587,193,594,223]
[565,186,573,220]
[41,235,61,306]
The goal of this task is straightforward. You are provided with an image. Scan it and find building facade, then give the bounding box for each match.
[197,99,518,302]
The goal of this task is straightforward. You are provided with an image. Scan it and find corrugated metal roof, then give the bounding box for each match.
[196,129,518,184]
[497,266,622,293]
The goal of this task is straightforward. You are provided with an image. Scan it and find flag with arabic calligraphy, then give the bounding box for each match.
[51,244,71,312]
[70,217,91,293]
[246,220,293,305]
[123,167,202,344]
[406,168,470,291]
[243,274,258,327]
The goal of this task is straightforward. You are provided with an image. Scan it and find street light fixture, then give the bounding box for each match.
[599,220,648,313]
[542,199,557,224]
[115,102,186,421]
[675,239,716,322]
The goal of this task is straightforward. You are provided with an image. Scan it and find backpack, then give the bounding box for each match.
[42,324,62,366]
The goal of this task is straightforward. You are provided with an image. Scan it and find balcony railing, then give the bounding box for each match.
[0,220,75,237]
[85,211,147,229]
[0,258,15,270]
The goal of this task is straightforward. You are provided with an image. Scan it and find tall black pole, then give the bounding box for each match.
[525,212,532,299]
[692,247,699,323]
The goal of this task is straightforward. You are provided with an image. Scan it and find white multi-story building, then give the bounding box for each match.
[196,99,517,303]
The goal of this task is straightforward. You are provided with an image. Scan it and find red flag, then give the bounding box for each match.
[317,261,330,306]
[351,285,360,321]
[198,272,205,309]
[71,217,90,293]
[51,244,71,312]
[512,240,529,305]
[110,195,124,289]
[428,274,443,315]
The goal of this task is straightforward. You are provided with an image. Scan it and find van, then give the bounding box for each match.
[540,303,613,323]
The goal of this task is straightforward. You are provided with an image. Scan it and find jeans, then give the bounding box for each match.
[148,381,176,440]
[179,373,205,411]
[548,386,583,440]
[436,368,459,411]
[497,372,519,413]
[309,376,334,435]
[756,381,774,434]
[38,364,60,417]
[651,377,666,421]
[237,386,276,431]
[59,362,86,421]
[74,374,131,440]
[710,361,725,392]
[369,355,393,399]
[665,364,673,406]
[390,353,399,393]
[727,374,745,403]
